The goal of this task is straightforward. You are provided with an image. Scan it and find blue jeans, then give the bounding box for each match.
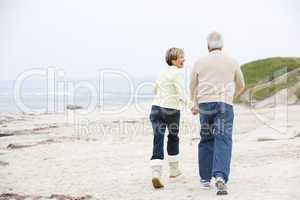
[198,102,234,183]
[150,105,180,160]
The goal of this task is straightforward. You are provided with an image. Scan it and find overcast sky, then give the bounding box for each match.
[0,0,299,80]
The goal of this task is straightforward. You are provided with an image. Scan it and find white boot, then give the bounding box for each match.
[151,159,164,189]
[168,155,182,178]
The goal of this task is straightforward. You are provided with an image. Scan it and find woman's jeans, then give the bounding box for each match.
[198,102,234,183]
[150,105,180,160]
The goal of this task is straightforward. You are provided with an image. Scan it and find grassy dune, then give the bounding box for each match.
[237,57,300,102]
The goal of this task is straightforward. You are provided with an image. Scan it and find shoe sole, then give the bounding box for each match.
[200,184,211,190]
[169,173,182,179]
[152,178,164,189]
[216,190,228,195]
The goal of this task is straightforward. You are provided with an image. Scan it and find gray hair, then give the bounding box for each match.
[165,47,184,66]
[207,32,223,50]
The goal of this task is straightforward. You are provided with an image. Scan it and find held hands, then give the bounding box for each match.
[191,106,199,115]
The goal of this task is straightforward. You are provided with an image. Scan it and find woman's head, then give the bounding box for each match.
[165,47,185,68]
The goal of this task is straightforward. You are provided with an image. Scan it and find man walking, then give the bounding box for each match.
[190,32,245,195]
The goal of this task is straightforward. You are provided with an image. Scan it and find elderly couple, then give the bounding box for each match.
[149,32,245,195]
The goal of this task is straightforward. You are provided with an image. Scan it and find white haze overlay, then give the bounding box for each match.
[0,0,299,113]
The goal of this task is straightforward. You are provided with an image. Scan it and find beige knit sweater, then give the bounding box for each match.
[190,50,245,106]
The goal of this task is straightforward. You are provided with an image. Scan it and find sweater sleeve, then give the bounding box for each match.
[154,82,158,95]
[234,66,245,97]
[190,63,199,107]
[174,71,193,109]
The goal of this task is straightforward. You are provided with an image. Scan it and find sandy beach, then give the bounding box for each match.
[0,103,300,200]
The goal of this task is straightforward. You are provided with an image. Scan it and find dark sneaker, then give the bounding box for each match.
[215,177,228,195]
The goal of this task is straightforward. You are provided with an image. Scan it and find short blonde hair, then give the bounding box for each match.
[165,47,184,66]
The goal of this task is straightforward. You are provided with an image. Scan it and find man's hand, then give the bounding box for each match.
[191,106,199,115]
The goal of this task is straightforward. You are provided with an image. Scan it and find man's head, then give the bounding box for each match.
[207,32,223,52]
[165,47,185,68]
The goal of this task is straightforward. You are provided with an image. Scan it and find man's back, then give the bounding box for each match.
[190,50,245,105]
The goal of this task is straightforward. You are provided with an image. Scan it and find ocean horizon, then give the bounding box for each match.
[0,78,155,113]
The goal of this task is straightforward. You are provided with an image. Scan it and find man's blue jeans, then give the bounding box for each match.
[198,102,234,183]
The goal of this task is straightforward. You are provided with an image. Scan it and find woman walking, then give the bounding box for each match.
[150,48,193,189]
